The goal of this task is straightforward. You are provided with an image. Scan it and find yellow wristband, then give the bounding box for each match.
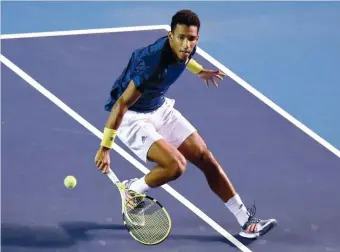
[101,127,117,149]
[186,59,203,74]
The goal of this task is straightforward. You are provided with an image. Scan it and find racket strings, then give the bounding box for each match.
[124,196,171,244]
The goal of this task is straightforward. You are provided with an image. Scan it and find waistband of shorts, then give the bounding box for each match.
[128,97,175,115]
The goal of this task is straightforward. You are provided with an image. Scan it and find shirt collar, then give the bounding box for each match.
[162,38,186,66]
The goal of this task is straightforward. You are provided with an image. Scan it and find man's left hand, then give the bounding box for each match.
[197,69,226,88]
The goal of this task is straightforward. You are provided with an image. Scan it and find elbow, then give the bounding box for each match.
[106,97,131,129]
[114,97,129,117]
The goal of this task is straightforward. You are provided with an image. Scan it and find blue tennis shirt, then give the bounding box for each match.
[104,36,196,113]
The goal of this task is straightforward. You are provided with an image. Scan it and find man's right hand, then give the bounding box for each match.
[94,146,111,174]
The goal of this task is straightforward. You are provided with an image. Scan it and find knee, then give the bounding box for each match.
[167,155,187,180]
[201,147,214,163]
[200,147,221,172]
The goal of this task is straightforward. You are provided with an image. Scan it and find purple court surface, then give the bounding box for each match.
[2,28,340,252]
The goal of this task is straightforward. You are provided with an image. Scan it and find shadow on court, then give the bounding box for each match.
[1,222,125,248]
[1,221,256,249]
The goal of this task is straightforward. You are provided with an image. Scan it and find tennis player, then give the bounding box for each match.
[94,9,277,238]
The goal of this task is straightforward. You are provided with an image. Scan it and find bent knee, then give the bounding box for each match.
[201,147,215,163]
[167,155,187,179]
[200,148,221,172]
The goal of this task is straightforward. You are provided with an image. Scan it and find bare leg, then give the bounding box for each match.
[178,132,236,202]
[144,139,187,187]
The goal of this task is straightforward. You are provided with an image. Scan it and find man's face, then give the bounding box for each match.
[168,24,199,61]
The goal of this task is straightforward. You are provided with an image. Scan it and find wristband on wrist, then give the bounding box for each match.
[186,59,203,74]
[101,127,117,149]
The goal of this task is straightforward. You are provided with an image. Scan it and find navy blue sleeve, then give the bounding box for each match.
[190,45,197,58]
[130,54,159,93]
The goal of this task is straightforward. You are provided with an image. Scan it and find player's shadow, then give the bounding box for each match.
[1,222,126,249]
[1,221,255,249]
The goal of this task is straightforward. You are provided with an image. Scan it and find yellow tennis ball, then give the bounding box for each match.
[64,176,77,189]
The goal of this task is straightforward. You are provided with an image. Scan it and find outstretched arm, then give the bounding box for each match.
[186,58,226,88]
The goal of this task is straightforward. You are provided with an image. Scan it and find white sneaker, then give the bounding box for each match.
[239,203,278,239]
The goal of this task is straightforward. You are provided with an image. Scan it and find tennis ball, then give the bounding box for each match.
[64,175,77,189]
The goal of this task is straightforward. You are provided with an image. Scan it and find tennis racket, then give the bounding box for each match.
[106,168,172,245]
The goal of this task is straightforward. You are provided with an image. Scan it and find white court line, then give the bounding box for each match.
[195,49,340,158]
[0,25,170,39]
[1,24,339,158]
[161,25,340,158]
[1,54,252,252]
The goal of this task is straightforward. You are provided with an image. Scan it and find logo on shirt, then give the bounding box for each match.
[141,136,147,143]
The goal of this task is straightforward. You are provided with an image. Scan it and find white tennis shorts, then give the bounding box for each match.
[117,97,196,163]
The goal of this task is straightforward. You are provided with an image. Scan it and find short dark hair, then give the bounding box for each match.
[171,10,200,32]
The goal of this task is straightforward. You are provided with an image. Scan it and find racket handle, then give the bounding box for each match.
[107,168,120,184]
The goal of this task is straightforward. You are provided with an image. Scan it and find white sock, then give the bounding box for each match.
[129,176,150,194]
[225,194,249,226]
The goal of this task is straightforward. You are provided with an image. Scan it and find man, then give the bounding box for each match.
[95,9,277,238]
